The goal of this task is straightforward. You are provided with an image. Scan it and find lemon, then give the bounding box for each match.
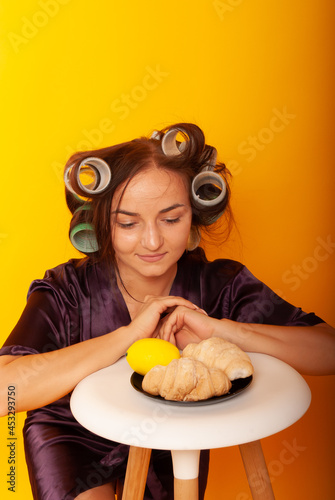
[126,338,180,375]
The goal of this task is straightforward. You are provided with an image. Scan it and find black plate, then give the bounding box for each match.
[130,372,253,406]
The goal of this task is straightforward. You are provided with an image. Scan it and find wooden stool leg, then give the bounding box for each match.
[174,478,198,500]
[239,440,275,500]
[122,446,151,500]
[171,450,200,500]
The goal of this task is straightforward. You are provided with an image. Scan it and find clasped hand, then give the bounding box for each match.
[130,295,217,349]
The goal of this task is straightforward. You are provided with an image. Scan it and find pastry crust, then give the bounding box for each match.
[142,358,232,402]
[182,337,254,381]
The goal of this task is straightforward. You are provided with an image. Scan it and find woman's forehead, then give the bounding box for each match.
[112,167,190,210]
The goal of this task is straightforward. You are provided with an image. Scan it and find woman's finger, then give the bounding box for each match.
[142,295,200,312]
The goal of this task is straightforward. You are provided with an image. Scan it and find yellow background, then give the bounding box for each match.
[0,0,334,498]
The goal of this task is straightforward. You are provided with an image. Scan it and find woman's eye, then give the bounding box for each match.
[164,217,181,224]
[117,222,136,229]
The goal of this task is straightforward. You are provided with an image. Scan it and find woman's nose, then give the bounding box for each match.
[141,223,163,250]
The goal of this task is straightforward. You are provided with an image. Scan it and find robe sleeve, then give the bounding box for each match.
[0,258,128,358]
[198,258,324,326]
[0,261,86,357]
[226,266,324,325]
[0,288,75,357]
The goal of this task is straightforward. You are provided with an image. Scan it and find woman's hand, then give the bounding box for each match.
[158,306,219,349]
[129,296,200,341]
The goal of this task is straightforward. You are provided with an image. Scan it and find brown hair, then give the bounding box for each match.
[64,122,233,267]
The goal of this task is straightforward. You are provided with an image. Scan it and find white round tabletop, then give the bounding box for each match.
[70,352,311,451]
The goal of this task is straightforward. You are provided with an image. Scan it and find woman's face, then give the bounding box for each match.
[111,166,193,282]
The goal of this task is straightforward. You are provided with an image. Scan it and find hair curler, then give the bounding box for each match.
[69,222,99,253]
[161,127,189,156]
[150,130,162,140]
[159,126,226,209]
[191,150,227,217]
[69,205,99,253]
[191,167,226,209]
[64,157,111,196]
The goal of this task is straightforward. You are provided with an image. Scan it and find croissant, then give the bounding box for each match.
[182,337,254,381]
[142,358,232,401]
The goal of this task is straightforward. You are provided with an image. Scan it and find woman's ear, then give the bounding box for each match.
[186,226,201,251]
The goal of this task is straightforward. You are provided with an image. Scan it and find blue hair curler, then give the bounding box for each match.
[69,222,99,253]
[69,205,99,253]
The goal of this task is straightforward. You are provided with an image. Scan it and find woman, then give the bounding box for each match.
[0,123,334,500]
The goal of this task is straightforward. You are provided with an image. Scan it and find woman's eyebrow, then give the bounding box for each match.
[159,204,185,214]
[111,209,138,216]
[112,204,185,216]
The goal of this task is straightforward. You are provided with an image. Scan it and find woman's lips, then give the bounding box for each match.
[137,253,167,262]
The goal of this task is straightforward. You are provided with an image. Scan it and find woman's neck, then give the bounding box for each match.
[115,264,178,317]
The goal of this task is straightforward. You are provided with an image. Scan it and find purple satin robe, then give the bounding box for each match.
[1,249,323,499]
